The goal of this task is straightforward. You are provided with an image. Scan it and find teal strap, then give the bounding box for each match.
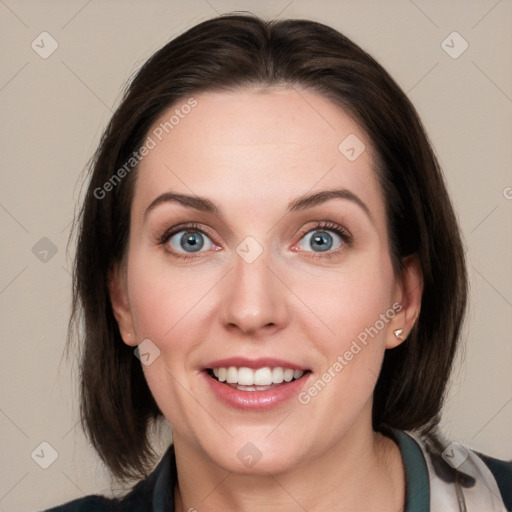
[392,429,430,512]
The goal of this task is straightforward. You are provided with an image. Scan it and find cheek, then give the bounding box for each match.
[296,258,394,396]
[292,254,395,345]
[126,252,215,342]
[126,254,215,431]
[294,269,394,430]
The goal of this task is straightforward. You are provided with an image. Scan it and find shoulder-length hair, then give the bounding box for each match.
[70,14,467,481]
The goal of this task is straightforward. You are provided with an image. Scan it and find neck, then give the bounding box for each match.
[173,422,405,512]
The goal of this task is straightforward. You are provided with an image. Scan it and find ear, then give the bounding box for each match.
[108,263,137,347]
[386,254,423,349]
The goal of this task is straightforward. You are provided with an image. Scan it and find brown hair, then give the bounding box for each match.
[70,14,467,481]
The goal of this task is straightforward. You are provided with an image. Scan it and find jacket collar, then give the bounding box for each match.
[149,430,431,512]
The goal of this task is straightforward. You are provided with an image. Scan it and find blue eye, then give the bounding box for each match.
[298,227,346,253]
[167,230,214,254]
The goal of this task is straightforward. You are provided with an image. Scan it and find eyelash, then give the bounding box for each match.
[296,221,353,260]
[158,222,217,260]
[158,221,352,260]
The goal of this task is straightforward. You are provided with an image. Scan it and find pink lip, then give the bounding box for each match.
[202,368,311,412]
[203,373,310,411]
[204,357,307,370]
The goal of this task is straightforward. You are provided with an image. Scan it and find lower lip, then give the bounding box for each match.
[203,372,310,411]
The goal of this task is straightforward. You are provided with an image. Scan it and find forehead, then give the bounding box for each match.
[133,87,385,223]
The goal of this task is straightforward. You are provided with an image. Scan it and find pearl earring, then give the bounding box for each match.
[393,329,404,340]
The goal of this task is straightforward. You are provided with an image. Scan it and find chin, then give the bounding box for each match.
[199,433,308,476]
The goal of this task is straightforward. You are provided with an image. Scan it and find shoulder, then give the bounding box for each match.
[43,478,154,512]
[43,445,176,512]
[406,429,512,511]
[474,451,512,511]
[45,495,117,512]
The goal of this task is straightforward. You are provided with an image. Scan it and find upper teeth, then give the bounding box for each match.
[212,367,304,386]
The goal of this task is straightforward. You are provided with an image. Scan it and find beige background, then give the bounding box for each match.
[1,0,511,510]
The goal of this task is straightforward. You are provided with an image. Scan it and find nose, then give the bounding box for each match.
[218,249,290,338]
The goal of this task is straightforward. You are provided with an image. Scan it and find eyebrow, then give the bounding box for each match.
[144,192,220,220]
[288,189,372,220]
[144,188,372,222]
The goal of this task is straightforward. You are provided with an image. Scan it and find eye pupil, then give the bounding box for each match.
[310,230,333,252]
[180,232,204,252]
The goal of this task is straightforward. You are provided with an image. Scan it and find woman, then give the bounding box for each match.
[46,14,511,512]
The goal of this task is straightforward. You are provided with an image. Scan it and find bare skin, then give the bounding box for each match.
[109,86,422,511]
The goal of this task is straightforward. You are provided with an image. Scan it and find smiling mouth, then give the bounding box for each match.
[206,366,311,392]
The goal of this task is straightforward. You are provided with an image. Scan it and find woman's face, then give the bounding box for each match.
[111,87,416,474]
